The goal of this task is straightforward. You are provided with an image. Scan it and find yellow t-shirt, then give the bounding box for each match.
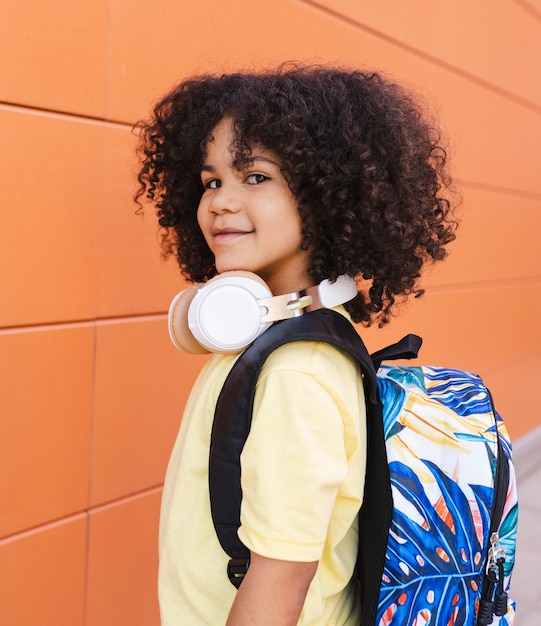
[159,314,367,625]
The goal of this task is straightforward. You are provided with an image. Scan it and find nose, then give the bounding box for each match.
[208,183,242,215]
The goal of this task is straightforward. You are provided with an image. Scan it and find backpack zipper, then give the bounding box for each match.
[477,393,510,625]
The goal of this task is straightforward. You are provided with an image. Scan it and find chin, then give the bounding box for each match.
[215,261,256,275]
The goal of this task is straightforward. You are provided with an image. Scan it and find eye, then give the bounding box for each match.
[203,178,221,190]
[246,173,269,185]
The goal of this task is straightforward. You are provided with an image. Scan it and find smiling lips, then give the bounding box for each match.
[211,227,253,243]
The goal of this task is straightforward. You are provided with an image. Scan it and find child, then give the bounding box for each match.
[135,64,457,625]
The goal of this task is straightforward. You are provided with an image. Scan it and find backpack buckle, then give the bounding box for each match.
[227,557,250,589]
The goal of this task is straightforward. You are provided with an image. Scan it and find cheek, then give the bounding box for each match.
[196,202,207,234]
[281,204,304,241]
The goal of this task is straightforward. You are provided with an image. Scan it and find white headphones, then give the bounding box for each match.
[168,271,358,354]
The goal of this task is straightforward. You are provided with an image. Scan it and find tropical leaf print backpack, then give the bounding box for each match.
[209,309,518,626]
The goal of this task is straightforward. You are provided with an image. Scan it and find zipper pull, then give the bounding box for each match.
[478,533,507,625]
[493,556,508,617]
[477,571,496,625]
[486,532,506,572]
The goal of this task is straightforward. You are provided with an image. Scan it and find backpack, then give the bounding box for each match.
[209,308,518,626]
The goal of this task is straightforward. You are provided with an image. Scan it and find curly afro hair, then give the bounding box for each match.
[134,64,458,326]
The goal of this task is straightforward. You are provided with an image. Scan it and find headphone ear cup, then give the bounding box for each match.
[168,285,211,354]
[188,271,273,353]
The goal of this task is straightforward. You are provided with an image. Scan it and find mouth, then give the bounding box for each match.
[212,227,252,243]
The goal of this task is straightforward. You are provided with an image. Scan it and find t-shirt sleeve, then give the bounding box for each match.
[237,342,361,562]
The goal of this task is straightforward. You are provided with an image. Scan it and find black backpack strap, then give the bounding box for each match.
[370,333,422,370]
[209,308,399,624]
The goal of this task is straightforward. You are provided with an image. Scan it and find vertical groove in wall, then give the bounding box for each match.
[83,319,99,626]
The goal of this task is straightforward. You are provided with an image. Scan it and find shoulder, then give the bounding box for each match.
[257,345,364,417]
[261,339,357,378]
[259,308,362,391]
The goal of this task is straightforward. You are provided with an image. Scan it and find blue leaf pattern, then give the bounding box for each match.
[377,461,487,625]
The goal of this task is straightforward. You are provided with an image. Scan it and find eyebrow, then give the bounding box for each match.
[248,154,281,167]
[201,164,217,173]
[200,154,280,173]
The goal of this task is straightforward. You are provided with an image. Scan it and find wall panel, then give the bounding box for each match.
[0,326,94,537]
[0,108,103,327]
[0,516,87,626]
[436,83,541,194]
[90,318,208,506]
[423,188,541,289]
[96,126,182,318]
[0,1,109,117]
[86,491,161,626]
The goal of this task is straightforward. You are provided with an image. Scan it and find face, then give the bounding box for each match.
[197,118,312,295]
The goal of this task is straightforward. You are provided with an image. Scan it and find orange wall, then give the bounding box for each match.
[1,1,540,624]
